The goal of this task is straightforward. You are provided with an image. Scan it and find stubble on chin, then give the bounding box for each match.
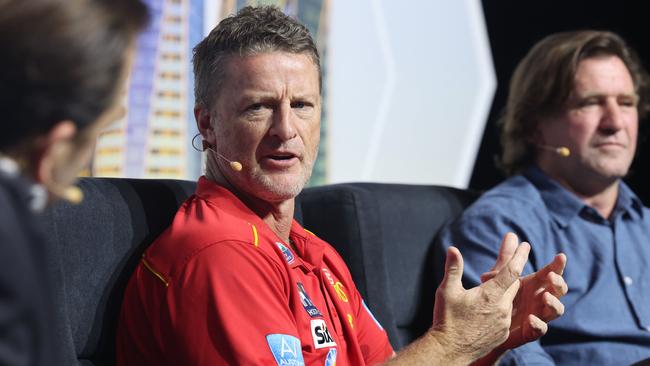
[250,161,314,202]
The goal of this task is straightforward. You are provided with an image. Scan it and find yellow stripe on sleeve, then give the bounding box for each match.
[141,255,169,287]
[251,224,259,247]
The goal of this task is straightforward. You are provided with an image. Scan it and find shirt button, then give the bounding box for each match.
[623,276,634,286]
[645,326,650,332]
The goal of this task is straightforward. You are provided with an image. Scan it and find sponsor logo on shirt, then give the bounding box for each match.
[362,300,384,330]
[311,319,337,349]
[276,242,295,264]
[266,334,305,366]
[325,348,337,366]
[346,313,354,329]
[322,268,335,285]
[297,282,323,318]
[333,282,348,303]
[322,269,349,303]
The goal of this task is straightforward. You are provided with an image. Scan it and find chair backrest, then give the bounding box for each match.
[297,182,479,350]
[41,178,196,365]
[42,178,476,363]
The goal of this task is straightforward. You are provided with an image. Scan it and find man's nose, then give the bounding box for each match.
[269,102,297,141]
[599,99,625,133]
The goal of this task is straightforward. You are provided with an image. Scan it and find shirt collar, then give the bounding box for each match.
[195,176,325,268]
[195,176,263,224]
[615,181,644,220]
[524,166,644,226]
[290,221,325,269]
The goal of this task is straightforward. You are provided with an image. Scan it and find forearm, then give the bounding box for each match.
[381,330,475,366]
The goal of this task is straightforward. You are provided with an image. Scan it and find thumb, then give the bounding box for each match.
[441,246,465,291]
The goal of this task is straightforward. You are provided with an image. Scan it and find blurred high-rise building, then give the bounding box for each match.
[93,0,203,179]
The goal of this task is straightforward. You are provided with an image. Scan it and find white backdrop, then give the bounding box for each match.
[328,0,495,188]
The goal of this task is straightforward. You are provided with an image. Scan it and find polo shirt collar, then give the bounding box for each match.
[615,180,644,220]
[195,176,325,269]
[524,166,644,226]
[290,221,325,269]
[195,176,262,223]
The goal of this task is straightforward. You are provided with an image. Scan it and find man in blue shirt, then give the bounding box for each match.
[438,30,650,365]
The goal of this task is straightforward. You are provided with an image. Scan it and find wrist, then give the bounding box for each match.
[426,328,476,366]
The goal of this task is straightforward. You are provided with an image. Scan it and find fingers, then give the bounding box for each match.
[545,271,568,298]
[534,253,567,281]
[541,291,565,321]
[480,270,497,283]
[525,253,568,295]
[487,242,531,292]
[552,253,567,275]
[480,232,520,283]
[522,314,548,343]
[441,246,465,292]
[492,232,520,272]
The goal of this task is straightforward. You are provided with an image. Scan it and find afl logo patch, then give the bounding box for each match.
[266,334,305,366]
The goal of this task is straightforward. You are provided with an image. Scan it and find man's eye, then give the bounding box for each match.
[292,101,306,109]
[619,98,638,107]
[248,103,264,111]
[579,98,599,107]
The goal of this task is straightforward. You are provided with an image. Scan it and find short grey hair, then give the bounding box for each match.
[192,5,321,109]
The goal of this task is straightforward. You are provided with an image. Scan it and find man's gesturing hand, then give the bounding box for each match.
[480,232,568,351]
[430,241,531,364]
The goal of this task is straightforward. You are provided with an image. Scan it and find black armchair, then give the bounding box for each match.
[42,178,195,365]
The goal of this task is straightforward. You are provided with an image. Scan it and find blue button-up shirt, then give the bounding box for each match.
[437,166,650,365]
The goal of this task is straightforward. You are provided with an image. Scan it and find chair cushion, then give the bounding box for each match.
[41,178,195,365]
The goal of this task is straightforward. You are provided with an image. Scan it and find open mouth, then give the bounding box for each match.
[262,152,300,168]
[270,154,295,160]
[266,151,299,161]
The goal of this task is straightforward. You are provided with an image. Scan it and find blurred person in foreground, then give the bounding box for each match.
[438,30,650,365]
[117,6,566,366]
[0,0,147,364]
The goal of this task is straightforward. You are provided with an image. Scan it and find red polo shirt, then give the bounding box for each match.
[117,177,393,365]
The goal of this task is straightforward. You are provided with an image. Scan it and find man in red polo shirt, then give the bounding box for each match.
[117,6,567,365]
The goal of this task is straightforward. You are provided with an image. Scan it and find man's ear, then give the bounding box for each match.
[33,120,77,184]
[195,105,215,140]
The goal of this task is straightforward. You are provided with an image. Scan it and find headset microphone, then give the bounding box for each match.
[217,153,243,172]
[197,137,243,172]
[537,144,571,157]
[208,147,243,172]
